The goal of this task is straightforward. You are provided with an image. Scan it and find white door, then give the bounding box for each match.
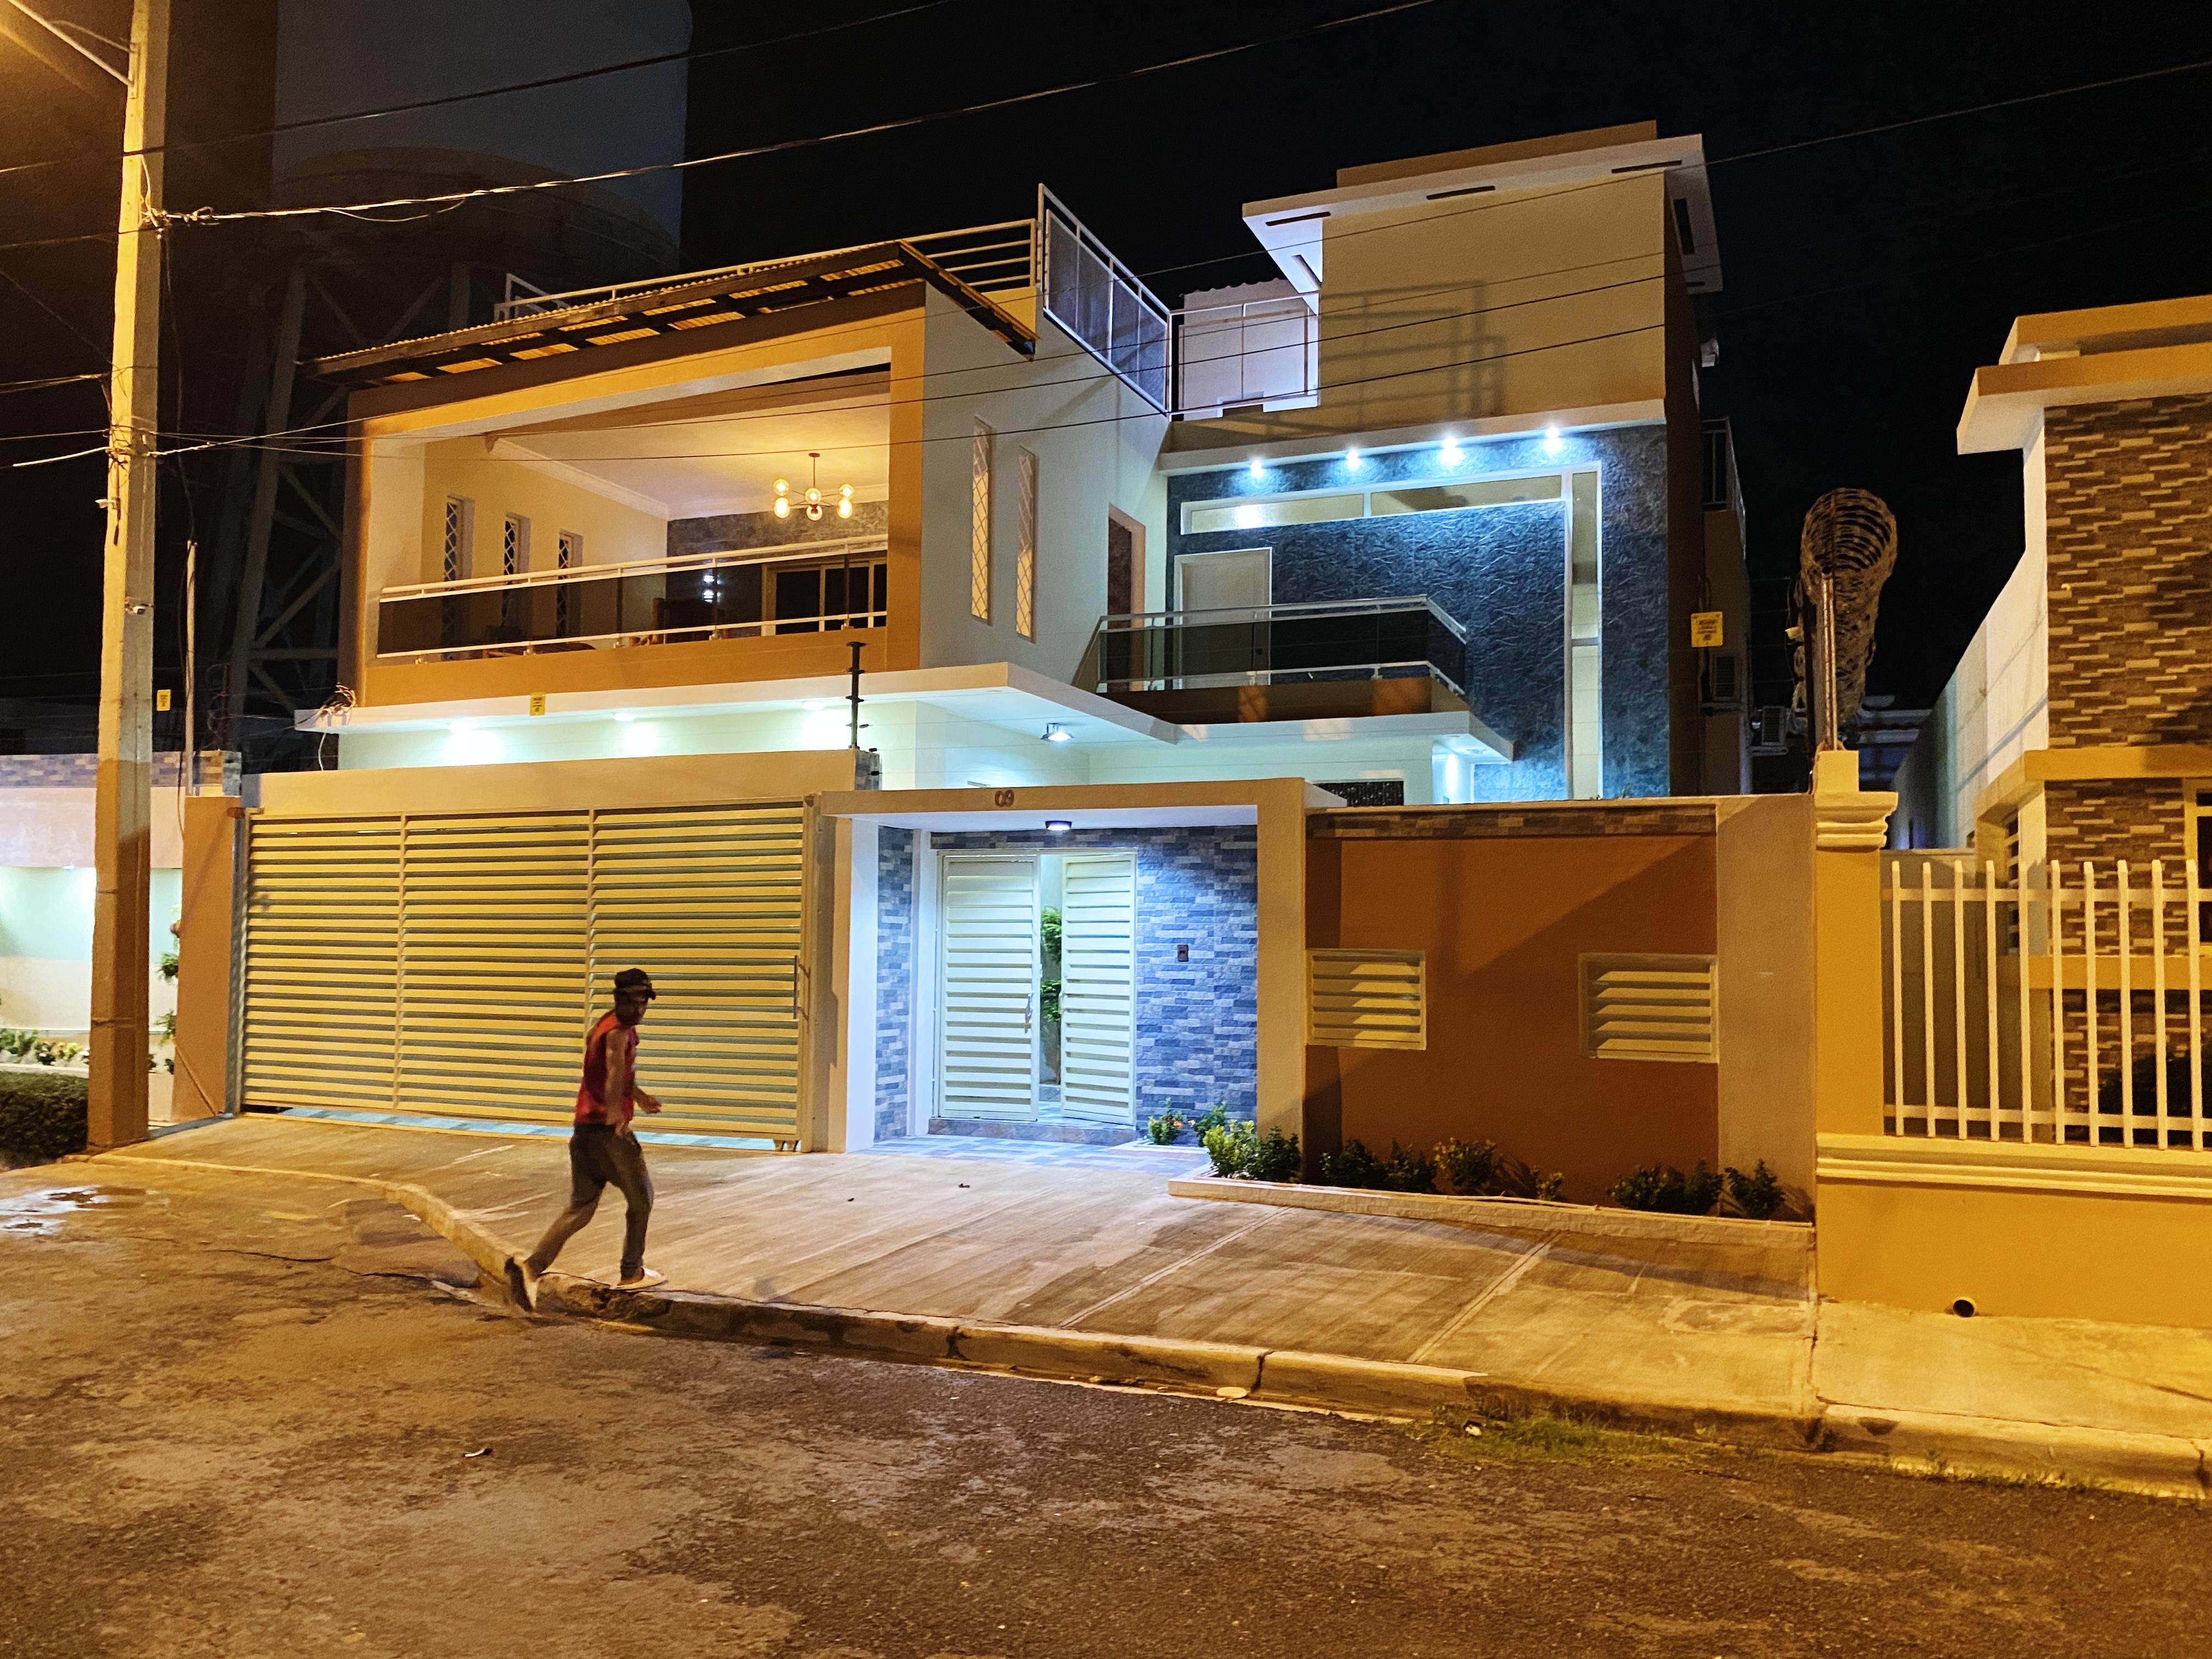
[1175,546,1271,613]
[938,855,1040,1120]
[1058,855,1137,1125]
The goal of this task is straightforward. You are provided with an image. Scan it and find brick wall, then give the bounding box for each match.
[2042,780,2188,872]
[927,827,1259,1122]
[2044,393,2212,749]
[873,827,916,1139]
[0,752,236,791]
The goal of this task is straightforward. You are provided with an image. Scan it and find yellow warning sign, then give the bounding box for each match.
[1689,611,1725,650]
[528,693,547,716]
[154,688,172,712]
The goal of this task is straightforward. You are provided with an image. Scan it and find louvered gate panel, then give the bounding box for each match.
[397,813,591,1122]
[1059,855,1137,1124]
[938,856,1040,1120]
[241,816,402,1110]
[588,804,807,1140]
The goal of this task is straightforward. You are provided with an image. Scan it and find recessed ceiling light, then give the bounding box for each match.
[1044,820,1073,833]
[801,699,829,712]
[1042,723,1073,743]
[611,710,636,724]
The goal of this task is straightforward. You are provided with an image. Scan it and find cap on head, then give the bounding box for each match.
[612,968,657,1000]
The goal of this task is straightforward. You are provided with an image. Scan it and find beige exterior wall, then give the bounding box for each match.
[172,795,239,1121]
[1314,173,1670,433]
[915,290,1169,681]
[261,746,861,818]
[1715,794,1815,1193]
[412,439,667,584]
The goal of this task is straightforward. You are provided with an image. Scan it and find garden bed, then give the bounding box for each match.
[1167,1173,1813,1249]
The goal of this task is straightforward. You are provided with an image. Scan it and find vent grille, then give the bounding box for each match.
[1581,953,1717,1063]
[1307,948,1426,1050]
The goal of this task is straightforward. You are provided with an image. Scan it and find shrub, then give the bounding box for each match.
[32,1039,84,1067]
[0,1028,33,1060]
[0,1073,88,1164]
[1202,1120,1256,1178]
[158,951,179,984]
[1610,1163,1722,1215]
[1724,1161,1786,1220]
[1379,1141,1438,1194]
[1534,1171,1565,1203]
[1243,1126,1300,1183]
[1434,1137,1498,1197]
[1145,1109,1185,1145]
[1317,1137,1383,1190]
[1192,1102,1231,1140]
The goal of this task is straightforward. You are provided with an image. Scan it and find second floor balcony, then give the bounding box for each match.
[376,538,888,661]
[1075,596,1470,725]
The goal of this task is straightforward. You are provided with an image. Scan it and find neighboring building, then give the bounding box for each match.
[1897,292,2212,867]
[175,123,1771,1163]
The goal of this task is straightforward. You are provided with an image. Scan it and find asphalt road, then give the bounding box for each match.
[3,1164,2207,1659]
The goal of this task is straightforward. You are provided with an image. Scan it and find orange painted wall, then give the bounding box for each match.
[1306,832,1718,1203]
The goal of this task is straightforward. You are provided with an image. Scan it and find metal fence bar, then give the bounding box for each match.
[2084,865,2100,1146]
[1920,861,1937,1130]
[2050,861,2067,1142]
[1890,864,1905,1126]
[1984,860,2001,1139]
[2118,861,2133,1144]
[2154,860,2170,1149]
[2185,862,2203,1150]
[1951,857,1969,1131]
[2017,859,2033,1141]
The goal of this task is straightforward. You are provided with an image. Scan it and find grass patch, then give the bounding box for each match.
[1408,1404,1695,1466]
[1891,1451,2108,1495]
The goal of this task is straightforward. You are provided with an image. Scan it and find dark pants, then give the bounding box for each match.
[526,1124,653,1280]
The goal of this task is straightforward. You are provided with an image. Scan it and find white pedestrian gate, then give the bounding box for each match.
[1058,854,1137,1123]
[239,802,811,1142]
[937,856,1040,1119]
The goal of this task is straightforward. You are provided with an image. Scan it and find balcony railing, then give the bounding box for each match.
[1076,596,1468,699]
[376,538,888,660]
[1039,187,1171,413]
[1172,295,1318,416]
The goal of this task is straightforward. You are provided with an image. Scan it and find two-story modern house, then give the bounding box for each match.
[182,122,1759,1161]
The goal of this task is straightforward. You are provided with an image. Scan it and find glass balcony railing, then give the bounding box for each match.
[376,538,888,659]
[1075,596,1469,699]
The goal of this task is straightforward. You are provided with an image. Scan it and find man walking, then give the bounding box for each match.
[509,968,665,1305]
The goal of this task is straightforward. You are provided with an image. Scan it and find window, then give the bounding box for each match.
[970,420,994,622]
[1579,953,1716,1063]
[555,531,580,636]
[1107,515,1137,616]
[1307,948,1426,1050]
[502,514,528,577]
[1015,449,1039,640]
[441,496,472,582]
[1565,471,1602,800]
[1181,470,1564,536]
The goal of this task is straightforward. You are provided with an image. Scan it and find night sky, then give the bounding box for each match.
[6,2,2212,741]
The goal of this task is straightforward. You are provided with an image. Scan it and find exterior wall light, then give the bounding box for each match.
[1247,458,1264,479]
[1543,424,1565,455]
[1344,447,1361,469]
[1042,723,1073,743]
[1044,820,1073,833]
[1438,437,1462,468]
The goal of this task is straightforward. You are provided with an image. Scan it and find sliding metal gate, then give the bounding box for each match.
[239,801,811,1142]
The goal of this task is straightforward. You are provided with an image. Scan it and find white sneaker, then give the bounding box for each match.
[616,1267,666,1290]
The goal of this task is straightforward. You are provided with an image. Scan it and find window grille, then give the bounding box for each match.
[442,497,470,582]
[1307,947,1426,1050]
[970,421,994,622]
[1581,953,1717,1063]
[1015,449,1039,640]
[556,531,579,636]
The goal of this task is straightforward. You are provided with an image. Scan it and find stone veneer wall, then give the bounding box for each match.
[2034,393,2212,866]
[668,500,890,558]
[2044,394,2212,749]
[0,752,236,791]
[1166,427,1672,802]
[927,827,1259,1122]
[874,827,916,1139]
[2041,781,2188,872]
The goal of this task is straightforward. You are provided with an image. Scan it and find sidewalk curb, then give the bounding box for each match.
[86,1148,2207,1498]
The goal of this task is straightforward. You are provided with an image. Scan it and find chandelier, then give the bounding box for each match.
[774,452,854,522]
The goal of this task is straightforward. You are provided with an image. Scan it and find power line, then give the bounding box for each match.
[158,1,1444,227]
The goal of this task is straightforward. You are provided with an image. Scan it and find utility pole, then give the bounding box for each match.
[88,0,168,1150]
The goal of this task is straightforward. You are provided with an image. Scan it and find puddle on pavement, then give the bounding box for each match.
[0,1184,161,1236]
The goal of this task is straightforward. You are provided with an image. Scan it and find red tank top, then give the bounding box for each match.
[575,1011,639,1126]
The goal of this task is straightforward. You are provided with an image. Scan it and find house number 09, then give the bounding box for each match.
[994,789,1015,807]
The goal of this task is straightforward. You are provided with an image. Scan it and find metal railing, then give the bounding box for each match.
[1075,596,1467,698]
[376,537,888,659]
[1039,187,1171,413]
[1882,853,2212,1149]
[1171,295,1318,415]
[491,220,1040,323]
